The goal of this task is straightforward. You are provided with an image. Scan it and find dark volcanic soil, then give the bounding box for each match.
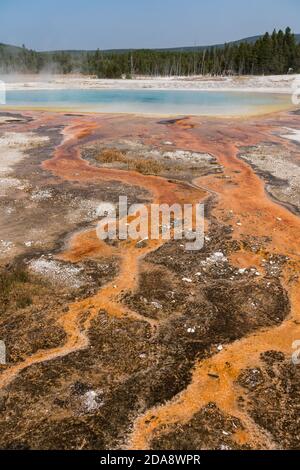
[0,109,299,450]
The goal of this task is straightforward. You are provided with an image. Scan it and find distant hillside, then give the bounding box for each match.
[0,43,24,55]
[1,29,300,77]
[1,33,300,55]
[155,33,300,52]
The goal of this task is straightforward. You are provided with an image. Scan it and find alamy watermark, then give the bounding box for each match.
[96,196,204,251]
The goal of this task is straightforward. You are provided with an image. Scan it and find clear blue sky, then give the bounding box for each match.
[1,0,300,51]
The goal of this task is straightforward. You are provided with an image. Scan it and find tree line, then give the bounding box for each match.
[1,28,299,77]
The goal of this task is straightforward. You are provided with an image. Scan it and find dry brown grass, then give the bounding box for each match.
[96,148,164,175]
[133,159,163,175]
[0,267,33,310]
[96,148,127,164]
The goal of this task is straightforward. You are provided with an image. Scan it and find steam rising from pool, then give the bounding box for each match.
[3,89,291,116]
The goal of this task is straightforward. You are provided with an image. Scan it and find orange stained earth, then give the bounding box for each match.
[0,108,299,450]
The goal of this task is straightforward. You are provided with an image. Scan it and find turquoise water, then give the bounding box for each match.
[4,89,290,115]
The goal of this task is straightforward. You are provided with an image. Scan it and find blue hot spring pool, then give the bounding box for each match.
[3,89,291,116]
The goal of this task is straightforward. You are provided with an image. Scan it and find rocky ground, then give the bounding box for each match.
[239,141,300,215]
[0,108,299,450]
[3,74,298,93]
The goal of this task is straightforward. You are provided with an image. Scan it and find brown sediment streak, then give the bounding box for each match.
[0,244,159,390]
[43,118,200,206]
[0,113,206,390]
[128,119,300,450]
[1,110,300,449]
[129,276,300,449]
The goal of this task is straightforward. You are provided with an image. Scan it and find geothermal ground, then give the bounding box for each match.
[0,107,299,450]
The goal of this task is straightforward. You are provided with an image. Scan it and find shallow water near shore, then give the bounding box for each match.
[4,89,291,115]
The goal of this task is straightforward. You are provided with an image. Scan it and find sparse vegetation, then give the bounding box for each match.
[0,266,33,310]
[96,148,127,164]
[133,159,163,175]
[96,148,164,175]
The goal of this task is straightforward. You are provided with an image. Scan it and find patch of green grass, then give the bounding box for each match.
[16,295,33,309]
[0,268,29,294]
[0,267,32,310]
